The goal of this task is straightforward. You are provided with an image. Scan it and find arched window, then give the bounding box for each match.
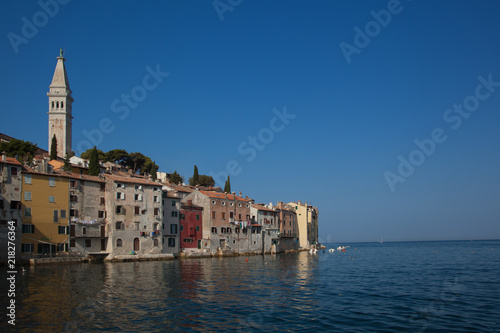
[61,101,64,108]
[56,101,59,108]
[116,238,122,247]
[51,101,54,108]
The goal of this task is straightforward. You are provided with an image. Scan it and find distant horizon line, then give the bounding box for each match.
[322,238,500,244]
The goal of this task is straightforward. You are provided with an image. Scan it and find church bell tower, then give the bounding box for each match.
[48,48,73,158]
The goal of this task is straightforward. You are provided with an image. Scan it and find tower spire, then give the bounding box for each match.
[48,49,73,159]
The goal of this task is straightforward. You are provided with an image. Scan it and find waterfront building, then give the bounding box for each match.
[179,199,204,253]
[0,153,23,263]
[286,201,319,249]
[104,174,163,257]
[47,49,73,158]
[273,202,299,252]
[251,204,279,253]
[21,161,70,255]
[161,189,180,254]
[66,172,108,256]
[184,190,264,255]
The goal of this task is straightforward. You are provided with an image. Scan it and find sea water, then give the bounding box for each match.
[2,240,499,332]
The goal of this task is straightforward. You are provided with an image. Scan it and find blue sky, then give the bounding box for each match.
[1,0,499,242]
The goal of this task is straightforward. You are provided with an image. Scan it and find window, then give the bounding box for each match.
[153,196,159,203]
[180,225,184,231]
[196,214,200,221]
[21,244,34,253]
[171,211,178,217]
[222,212,226,219]
[235,228,240,234]
[24,207,32,217]
[116,192,125,200]
[168,238,175,247]
[100,183,105,191]
[49,196,55,203]
[25,174,32,184]
[100,197,105,205]
[154,208,160,216]
[154,239,159,247]
[70,239,75,247]
[22,224,34,233]
[135,206,140,215]
[134,194,143,201]
[49,177,55,186]
[135,185,143,190]
[238,203,242,207]
[116,206,125,215]
[0,200,3,209]
[70,195,77,202]
[116,239,122,247]
[212,212,216,219]
[239,214,242,220]
[153,223,159,231]
[58,226,68,234]
[172,200,176,207]
[135,222,140,230]
[221,228,226,234]
[115,222,123,230]
[98,210,106,219]
[170,224,178,234]
[70,209,78,217]
[230,202,233,206]
[116,183,125,189]
[24,192,31,201]
[230,212,233,218]
[227,228,232,234]
[212,227,217,233]
[246,204,250,208]
[222,201,226,206]
[10,167,18,176]
[153,187,159,192]
[242,228,248,234]
[246,215,250,220]
[212,200,216,205]
[180,213,185,220]
[61,101,64,108]
[70,180,77,188]
[60,210,67,218]
[83,227,87,235]
[85,239,91,247]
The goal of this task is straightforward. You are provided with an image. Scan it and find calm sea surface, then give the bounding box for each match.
[2,240,499,332]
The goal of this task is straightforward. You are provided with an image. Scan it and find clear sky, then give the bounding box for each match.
[1,0,499,242]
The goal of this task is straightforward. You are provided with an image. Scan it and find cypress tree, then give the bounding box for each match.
[50,135,57,160]
[63,153,71,171]
[193,165,199,185]
[224,175,231,193]
[88,146,100,176]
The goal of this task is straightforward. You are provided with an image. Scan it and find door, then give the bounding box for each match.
[101,239,106,251]
[133,238,140,251]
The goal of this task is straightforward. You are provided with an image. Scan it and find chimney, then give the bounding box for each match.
[1,151,6,162]
[239,191,242,197]
[188,199,193,206]
[128,168,133,174]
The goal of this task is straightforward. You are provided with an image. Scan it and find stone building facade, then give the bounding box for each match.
[162,190,180,254]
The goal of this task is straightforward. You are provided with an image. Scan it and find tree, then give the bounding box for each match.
[50,135,57,160]
[170,171,183,185]
[88,146,100,176]
[190,165,199,186]
[63,153,71,171]
[104,149,130,166]
[198,175,215,187]
[224,175,231,193]
[0,139,38,163]
[81,147,106,160]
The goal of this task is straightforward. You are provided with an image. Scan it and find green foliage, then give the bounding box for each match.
[81,147,106,160]
[0,139,38,163]
[50,135,57,160]
[190,165,199,186]
[224,175,231,193]
[198,175,215,187]
[63,153,71,171]
[88,146,100,176]
[170,171,183,185]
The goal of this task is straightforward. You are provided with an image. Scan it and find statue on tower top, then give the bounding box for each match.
[60,47,63,57]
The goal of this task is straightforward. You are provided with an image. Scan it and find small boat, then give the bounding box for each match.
[328,249,335,253]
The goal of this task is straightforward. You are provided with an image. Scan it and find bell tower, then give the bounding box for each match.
[48,48,73,158]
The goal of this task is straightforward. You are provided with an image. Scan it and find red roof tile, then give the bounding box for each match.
[200,191,251,202]
[0,157,22,166]
[104,173,159,186]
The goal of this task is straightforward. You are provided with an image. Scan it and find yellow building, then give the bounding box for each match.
[287,201,319,249]
[21,165,70,255]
